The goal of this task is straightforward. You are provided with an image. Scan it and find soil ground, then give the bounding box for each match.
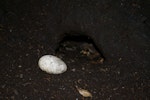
[0,0,150,100]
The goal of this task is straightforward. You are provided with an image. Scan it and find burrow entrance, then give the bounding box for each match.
[56,35,104,64]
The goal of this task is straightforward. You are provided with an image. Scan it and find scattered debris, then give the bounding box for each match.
[19,74,23,78]
[71,68,76,72]
[18,65,22,68]
[98,58,104,64]
[119,58,122,61]
[13,89,19,95]
[91,58,104,64]
[99,68,109,72]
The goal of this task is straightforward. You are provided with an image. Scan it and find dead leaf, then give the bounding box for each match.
[76,86,92,98]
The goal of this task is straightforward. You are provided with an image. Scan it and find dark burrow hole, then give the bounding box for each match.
[56,35,104,62]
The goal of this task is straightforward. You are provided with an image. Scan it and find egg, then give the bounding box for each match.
[38,55,67,74]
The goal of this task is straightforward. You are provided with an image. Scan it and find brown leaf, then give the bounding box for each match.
[76,86,92,98]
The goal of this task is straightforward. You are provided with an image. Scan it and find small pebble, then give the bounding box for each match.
[18,65,22,68]
[14,89,19,95]
[20,74,23,78]
[82,67,85,70]
[1,85,6,88]
[71,68,76,72]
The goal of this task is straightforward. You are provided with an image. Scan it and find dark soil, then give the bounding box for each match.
[0,0,150,100]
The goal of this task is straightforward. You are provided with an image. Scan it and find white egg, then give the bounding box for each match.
[38,55,67,74]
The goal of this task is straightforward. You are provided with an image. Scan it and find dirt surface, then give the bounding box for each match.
[0,0,150,100]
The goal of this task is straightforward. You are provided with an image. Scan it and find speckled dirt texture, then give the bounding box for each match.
[0,0,150,100]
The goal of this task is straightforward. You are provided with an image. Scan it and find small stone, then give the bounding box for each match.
[14,89,19,95]
[82,67,85,70]
[25,53,29,56]
[119,58,122,61]
[9,29,12,32]
[18,65,22,68]
[20,74,23,78]
[11,96,15,99]
[99,58,104,64]
[1,85,6,88]
[71,68,76,72]
[46,88,50,91]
